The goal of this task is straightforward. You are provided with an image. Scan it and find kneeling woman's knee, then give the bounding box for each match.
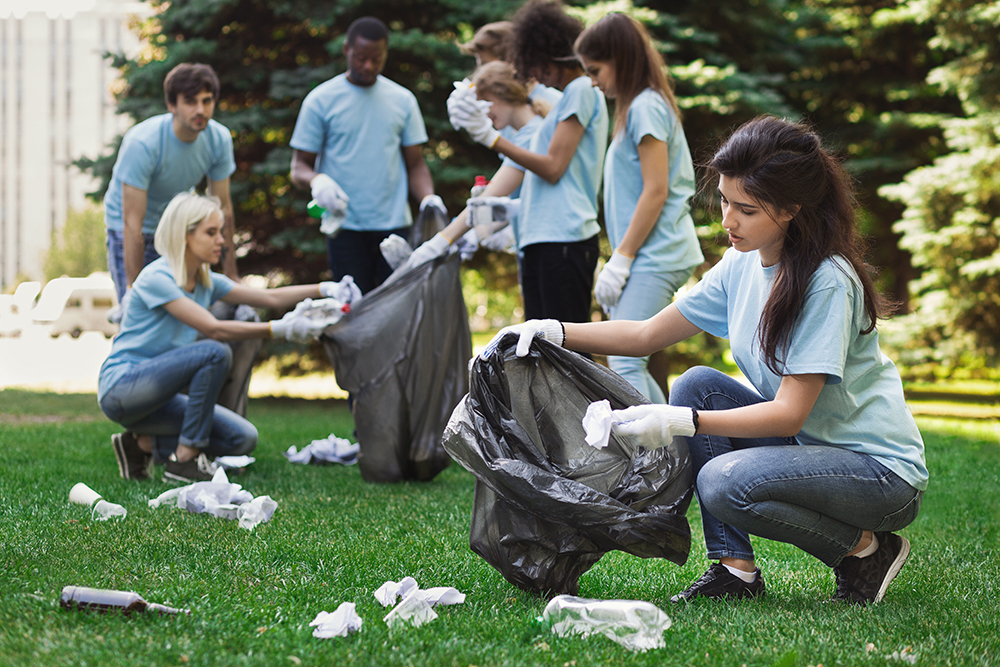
[233,421,258,456]
[202,339,233,370]
[669,366,719,408]
[696,453,751,523]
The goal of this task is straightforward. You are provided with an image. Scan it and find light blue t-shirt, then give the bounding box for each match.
[604,89,703,274]
[500,114,543,200]
[676,249,928,490]
[528,82,563,107]
[290,74,428,232]
[104,114,236,235]
[98,257,235,400]
[514,76,608,250]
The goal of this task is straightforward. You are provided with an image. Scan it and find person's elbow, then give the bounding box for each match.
[538,163,567,184]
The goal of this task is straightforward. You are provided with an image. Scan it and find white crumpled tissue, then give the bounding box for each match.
[148,467,276,530]
[375,577,466,629]
[583,399,618,450]
[310,602,363,639]
[213,455,255,470]
[285,434,359,466]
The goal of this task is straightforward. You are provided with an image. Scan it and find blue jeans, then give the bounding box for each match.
[99,340,258,463]
[670,366,923,567]
[326,227,409,295]
[608,268,692,403]
[106,228,159,302]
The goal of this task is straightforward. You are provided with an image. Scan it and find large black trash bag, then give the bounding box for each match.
[321,252,471,483]
[408,203,447,248]
[442,336,693,596]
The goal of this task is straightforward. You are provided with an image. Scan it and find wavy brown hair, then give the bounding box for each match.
[706,116,897,374]
[574,13,680,137]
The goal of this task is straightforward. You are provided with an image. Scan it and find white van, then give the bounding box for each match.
[33,274,119,339]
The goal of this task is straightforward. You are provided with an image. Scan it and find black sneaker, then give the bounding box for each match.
[832,532,910,606]
[671,563,766,603]
[112,432,151,480]
[163,453,218,483]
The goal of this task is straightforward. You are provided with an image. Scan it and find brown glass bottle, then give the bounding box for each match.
[60,585,190,615]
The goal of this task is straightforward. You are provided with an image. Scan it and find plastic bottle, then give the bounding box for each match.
[60,585,190,615]
[470,175,499,239]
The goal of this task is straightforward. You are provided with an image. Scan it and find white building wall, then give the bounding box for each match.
[0,0,149,288]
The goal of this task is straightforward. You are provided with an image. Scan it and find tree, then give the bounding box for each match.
[43,207,108,280]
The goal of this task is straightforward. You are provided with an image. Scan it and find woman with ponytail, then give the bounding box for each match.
[575,13,703,401]
[487,116,927,606]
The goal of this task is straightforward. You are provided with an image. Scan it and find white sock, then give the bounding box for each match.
[853,533,879,559]
[723,563,758,583]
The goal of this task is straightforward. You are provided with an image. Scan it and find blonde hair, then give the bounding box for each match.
[154,192,222,289]
[471,61,549,117]
[458,22,512,62]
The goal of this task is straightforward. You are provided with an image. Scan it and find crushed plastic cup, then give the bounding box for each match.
[542,595,672,652]
[69,482,102,506]
[92,499,127,521]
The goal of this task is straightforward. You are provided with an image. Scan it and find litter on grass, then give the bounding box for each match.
[310,602,363,638]
[148,467,276,530]
[214,455,255,470]
[68,482,127,521]
[542,595,672,652]
[373,577,466,608]
[285,434,359,466]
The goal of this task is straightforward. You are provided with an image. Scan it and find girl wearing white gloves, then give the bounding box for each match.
[486,116,927,607]
[448,0,608,326]
[574,13,704,402]
[99,192,353,483]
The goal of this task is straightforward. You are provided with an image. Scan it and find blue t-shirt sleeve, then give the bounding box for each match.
[400,94,428,147]
[207,125,236,182]
[289,91,326,154]
[628,94,669,146]
[555,79,596,127]
[782,282,857,383]
[135,265,186,310]
[116,132,159,191]
[676,257,731,338]
[210,272,236,303]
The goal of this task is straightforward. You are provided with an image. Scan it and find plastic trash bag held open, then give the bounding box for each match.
[443,334,693,596]
[321,231,471,483]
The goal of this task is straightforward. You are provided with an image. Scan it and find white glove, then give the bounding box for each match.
[404,232,452,269]
[467,195,520,224]
[319,276,362,305]
[310,174,350,213]
[610,404,696,449]
[455,228,479,261]
[419,194,447,217]
[269,307,328,342]
[480,224,516,253]
[594,251,634,313]
[451,96,500,148]
[447,81,480,130]
[482,319,564,358]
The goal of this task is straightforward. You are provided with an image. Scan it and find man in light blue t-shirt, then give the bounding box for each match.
[104,63,238,303]
[290,16,445,294]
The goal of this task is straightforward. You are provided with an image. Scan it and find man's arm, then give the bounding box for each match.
[290,149,320,191]
[122,184,149,288]
[402,144,434,202]
[208,177,239,280]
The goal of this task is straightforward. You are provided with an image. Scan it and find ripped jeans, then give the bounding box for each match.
[670,366,923,567]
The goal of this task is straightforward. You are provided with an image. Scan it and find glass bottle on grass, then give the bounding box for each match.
[60,585,190,615]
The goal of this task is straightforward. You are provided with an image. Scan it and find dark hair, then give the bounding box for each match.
[706,116,896,374]
[509,0,583,82]
[574,13,680,136]
[346,16,389,46]
[458,22,513,62]
[163,63,220,107]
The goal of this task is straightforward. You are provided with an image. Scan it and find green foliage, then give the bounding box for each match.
[1,390,999,665]
[43,207,108,280]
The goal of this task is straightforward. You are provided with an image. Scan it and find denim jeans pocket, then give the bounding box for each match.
[874,489,923,532]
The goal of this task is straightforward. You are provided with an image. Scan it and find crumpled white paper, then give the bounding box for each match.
[214,455,255,470]
[91,499,127,521]
[375,577,466,628]
[310,602,363,638]
[148,467,276,530]
[285,434,359,466]
[583,399,617,449]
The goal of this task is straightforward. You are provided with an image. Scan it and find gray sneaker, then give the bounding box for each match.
[112,432,151,480]
[163,453,218,483]
[832,532,911,605]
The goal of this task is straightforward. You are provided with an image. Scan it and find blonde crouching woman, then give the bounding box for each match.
[99,192,342,483]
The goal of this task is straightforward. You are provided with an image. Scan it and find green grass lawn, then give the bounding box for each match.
[0,388,997,666]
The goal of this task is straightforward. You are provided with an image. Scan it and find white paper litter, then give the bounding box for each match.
[583,399,616,449]
[310,602,363,638]
[375,577,466,629]
[213,455,255,470]
[383,592,438,629]
[148,467,276,529]
[285,434,359,466]
[374,577,419,607]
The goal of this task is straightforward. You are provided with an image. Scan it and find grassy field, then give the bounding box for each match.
[0,388,997,666]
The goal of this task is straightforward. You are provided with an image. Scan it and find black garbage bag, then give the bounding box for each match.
[442,335,693,596]
[408,202,447,248]
[321,252,471,483]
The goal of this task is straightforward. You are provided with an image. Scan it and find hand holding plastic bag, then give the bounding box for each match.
[482,319,564,358]
[319,276,362,305]
[269,303,328,342]
[611,404,696,449]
